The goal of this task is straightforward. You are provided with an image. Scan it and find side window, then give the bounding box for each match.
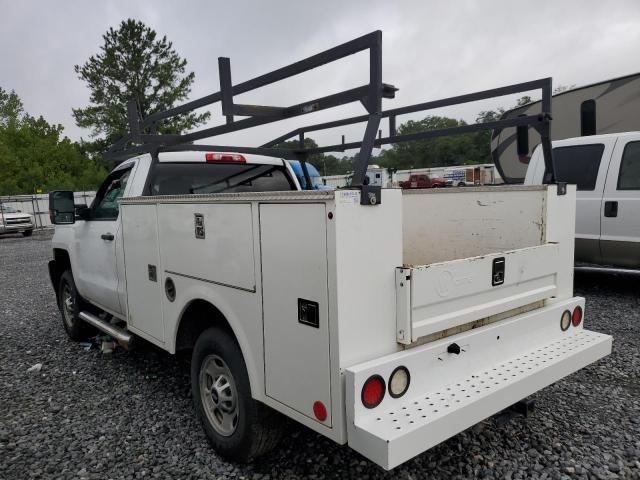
[580,100,596,136]
[617,141,640,190]
[92,169,131,220]
[553,144,604,191]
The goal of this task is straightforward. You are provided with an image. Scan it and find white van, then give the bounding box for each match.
[525,132,640,269]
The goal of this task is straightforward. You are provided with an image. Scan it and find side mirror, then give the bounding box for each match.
[49,191,76,225]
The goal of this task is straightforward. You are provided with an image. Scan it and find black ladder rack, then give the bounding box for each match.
[105,30,556,204]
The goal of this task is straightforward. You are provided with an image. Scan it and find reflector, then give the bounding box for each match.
[313,401,327,422]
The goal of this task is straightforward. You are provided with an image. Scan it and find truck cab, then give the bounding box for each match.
[525,132,640,269]
[50,151,300,319]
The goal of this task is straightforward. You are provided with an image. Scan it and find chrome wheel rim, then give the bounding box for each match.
[199,354,238,437]
[61,284,75,328]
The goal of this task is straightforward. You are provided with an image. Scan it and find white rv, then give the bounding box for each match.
[492,73,640,183]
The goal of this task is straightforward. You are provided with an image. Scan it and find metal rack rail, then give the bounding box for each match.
[105,30,556,204]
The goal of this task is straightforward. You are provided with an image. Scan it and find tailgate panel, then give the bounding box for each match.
[397,243,559,344]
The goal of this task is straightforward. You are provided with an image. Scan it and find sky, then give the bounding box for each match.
[1,0,639,153]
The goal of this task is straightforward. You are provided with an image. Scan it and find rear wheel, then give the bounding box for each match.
[191,327,283,462]
[22,229,33,237]
[58,270,90,341]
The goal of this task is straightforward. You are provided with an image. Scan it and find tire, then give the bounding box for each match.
[191,327,283,462]
[22,229,33,237]
[57,270,90,341]
[457,182,466,187]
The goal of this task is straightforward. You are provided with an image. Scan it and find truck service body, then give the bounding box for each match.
[47,32,611,470]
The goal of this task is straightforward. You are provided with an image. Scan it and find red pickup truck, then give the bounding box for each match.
[398,174,447,189]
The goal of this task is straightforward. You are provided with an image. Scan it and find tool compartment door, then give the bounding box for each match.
[121,204,165,344]
[260,203,331,425]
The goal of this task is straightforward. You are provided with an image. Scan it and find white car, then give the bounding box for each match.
[0,205,34,237]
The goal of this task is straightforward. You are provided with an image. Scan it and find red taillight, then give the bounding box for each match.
[572,306,583,327]
[361,375,385,409]
[205,152,246,163]
[313,401,327,422]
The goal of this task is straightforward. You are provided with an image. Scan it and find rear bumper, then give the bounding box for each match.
[345,297,611,470]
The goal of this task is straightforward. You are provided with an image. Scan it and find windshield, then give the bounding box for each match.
[0,205,18,213]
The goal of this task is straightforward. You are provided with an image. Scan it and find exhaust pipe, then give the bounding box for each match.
[79,311,134,349]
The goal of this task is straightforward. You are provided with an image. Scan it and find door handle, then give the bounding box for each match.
[604,201,618,218]
[101,233,115,241]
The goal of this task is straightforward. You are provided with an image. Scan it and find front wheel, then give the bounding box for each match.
[57,270,90,341]
[22,229,33,237]
[191,327,283,462]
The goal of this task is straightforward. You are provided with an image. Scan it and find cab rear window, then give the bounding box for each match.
[147,163,295,195]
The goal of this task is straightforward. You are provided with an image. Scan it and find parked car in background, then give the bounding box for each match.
[525,132,640,270]
[286,160,331,190]
[398,173,447,189]
[0,204,34,237]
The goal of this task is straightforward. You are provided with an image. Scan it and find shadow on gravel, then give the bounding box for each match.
[575,269,640,297]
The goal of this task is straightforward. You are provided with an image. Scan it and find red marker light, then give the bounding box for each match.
[313,401,327,422]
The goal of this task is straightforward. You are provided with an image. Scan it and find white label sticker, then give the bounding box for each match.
[336,190,359,206]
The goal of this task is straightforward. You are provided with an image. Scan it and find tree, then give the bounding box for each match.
[0,87,24,128]
[377,116,491,170]
[0,88,108,195]
[73,19,209,155]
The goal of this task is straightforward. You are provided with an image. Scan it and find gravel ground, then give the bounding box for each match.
[1,231,639,480]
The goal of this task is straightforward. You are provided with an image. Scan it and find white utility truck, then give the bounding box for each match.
[48,32,611,470]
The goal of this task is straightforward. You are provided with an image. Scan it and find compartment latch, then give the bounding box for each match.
[492,257,505,286]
